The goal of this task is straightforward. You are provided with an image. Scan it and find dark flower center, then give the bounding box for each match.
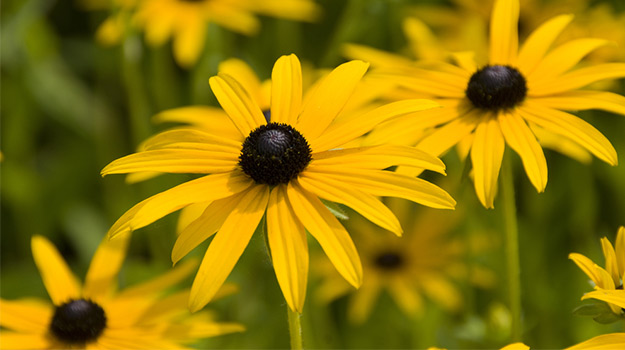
[465,65,527,110]
[49,299,107,344]
[374,252,404,270]
[239,123,312,186]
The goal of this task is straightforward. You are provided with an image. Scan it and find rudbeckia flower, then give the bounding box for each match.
[351,0,625,208]
[314,200,494,323]
[102,54,456,313]
[0,235,243,349]
[570,226,625,318]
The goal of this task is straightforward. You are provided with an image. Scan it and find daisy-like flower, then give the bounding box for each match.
[352,0,625,208]
[0,235,243,349]
[570,226,625,317]
[101,54,455,313]
[314,200,494,323]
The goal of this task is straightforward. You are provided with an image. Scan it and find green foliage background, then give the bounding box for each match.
[2,0,625,348]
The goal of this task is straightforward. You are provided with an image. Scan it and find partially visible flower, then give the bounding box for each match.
[348,0,625,208]
[565,333,625,350]
[570,226,625,317]
[314,199,494,323]
[102,54,455,313]
[0,235,242,349]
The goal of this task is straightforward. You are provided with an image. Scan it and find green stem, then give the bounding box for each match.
[287,306,303,350]
[500,154,522,342]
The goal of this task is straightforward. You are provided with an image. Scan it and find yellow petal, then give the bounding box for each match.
[529,91,625,117]
[517,14,574,74]
[529,39,612,82]
[380,72,466,98]
[172,13,205,68]
[565,333,625,350]
[0,332,52,349]
[141,8,176,46]
[31,235,81,305]
[209,74,266,137]
[451,51,478,73]
[107,172,253,238]
[582,289,625,309]
[297,60,369,141]
[501,343,530,350]
[416,108,480,158]
[569,253,602,286]
[470,117,505,209]
[403,17,441,61]
[0,299,52,332]
[347,280,380,324]
[342,43,414,70]
[176,202,210,235]
[601,237,621,287]
[101,149,238,175]
[489,0,519,65]
[287,182,363,288]
[616,227,625,281]
[421,275,462,311]
[219,58,265,108]
[189,185,269,312]
[529,123,592,164]
[498,111,547,192]
[311,99,440,152]
[140,129,242,151]
[266,185,309,312]
[117,258,199,299]
[172,193,243,265]
[519,103,617,165]
[246,0,321,22]
[298,172,402,235]
[388,278,424,316]
[83,234,131,301]
[529,63,625,96]
[271,54,302,125]
[153,107,241,140]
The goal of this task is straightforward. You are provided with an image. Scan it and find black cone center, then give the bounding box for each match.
[50,299,107,344]
[374,252,404,270]
[465,65,527,110]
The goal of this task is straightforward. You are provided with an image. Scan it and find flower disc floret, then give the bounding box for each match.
[49,299,107,344]
[374,252,404,270]
[465,65,527,110]
[239,122,312,186]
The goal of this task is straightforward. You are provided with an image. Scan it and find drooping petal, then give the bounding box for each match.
[601,237,621,287]
[519,102,617,165]
[310,99,441,152]
[296,60,369,141]
[516,14,574,74]
[470,117,505,209]
[0,299,52,332]
[172,12,205,68]
[582,289,625,309]
[101,149,238,175]
[189,185,269,312]
[172,193,244,265]
[569,253,602,286]
[529,63,625,96]
[107,172,253,238]
[83,234,131,301]
[298,172,402,235]
[209,74,266,137]
[616,227,625,280]
[498,111,548,192]
[287,182,363,288]
[0,332,51,349]
[489,0,519,65]
[565,333,625,350]
[529,91,625,117]
[271,54,302,124]
[31,235,81,305]
[266,185,309,312]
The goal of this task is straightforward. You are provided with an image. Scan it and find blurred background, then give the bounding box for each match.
[2,0,625,348]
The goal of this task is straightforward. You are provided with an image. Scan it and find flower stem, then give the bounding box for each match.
[287,306,303,350]
[500,153,522,342]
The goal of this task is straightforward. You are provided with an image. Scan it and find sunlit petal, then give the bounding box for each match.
[31,235,81,305]
[470,117,505,209]
[271,54,302,124]
[517,14,573,74]
[489,0,519,64]
[209,74,266,137]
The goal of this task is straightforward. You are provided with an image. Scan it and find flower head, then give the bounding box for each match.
[0,235,242,349]
[102,54,455,313]
[350,0,625,208]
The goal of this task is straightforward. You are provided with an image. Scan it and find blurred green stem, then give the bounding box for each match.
[500,153,522,342]
[122,36,152,145]
[287,307,303,350]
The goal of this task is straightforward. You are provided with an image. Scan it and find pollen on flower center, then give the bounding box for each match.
[239,123,312,186]
[465,65,527,110]
[374,252,404,270]
[49,299,107,344]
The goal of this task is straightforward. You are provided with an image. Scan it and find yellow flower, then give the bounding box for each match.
[314,199,494,323]
[102,54,455,313]
[565,333,625,350]
[351,0,625,208]
[570,226,625,316]
[0,235,242,349]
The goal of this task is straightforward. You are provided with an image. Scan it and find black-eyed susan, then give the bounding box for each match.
[314,199,494,323]
[101,54,455,313]
[570,226,625,319]
[0,235,243,349]
[351,0,625,208]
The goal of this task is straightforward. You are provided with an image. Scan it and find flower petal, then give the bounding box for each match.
[498,111,547,192]
[101,149,238,175]
[529,39,612,82]
[271,54,302,125]
[529,90,625,117]
[347,280,380,324]
[502,343,530,350]
[209,74,266,137]
[108,172,253,238]
[83,234,131,301]
[519,102,617,165]
[0,332,51,349]
[31,235,81,305]
[415,108,480,157]
[287,182,363,288]
[529,63,625,96]
[172,13,205,68]
[470,117,505,209]
[565,333,625,350]
[601,237,620,287]
[153,107,242,140]
[298,172,402,235]
[266,185,309,312]
[378,72,465,98]
[582,289,625,309]
[388,278,424,315]
[296,60,369,140]
[529,123,592,164]
[219,58,265,107]
[517,14,574,74]
[616,227,625,281]
[140,129,242,151]
[489,0,519,65]
[569,252,602,286]
[0,299,52,332]
[117,258,199,299]
[189,185,269,312]
[343,43,415,69]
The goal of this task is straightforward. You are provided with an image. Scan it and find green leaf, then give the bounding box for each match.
[321,199,349,220]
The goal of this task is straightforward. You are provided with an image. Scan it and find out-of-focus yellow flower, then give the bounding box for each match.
[0,235,242,349]
[570,226,625,316]
[314,199,494,323]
